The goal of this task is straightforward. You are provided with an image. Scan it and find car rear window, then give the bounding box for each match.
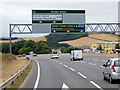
[114,60,120,67]
[52,52,57,54]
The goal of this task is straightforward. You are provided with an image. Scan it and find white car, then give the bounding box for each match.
[51,51,59,59]
[70,50,83,61]
[103,58,120,83]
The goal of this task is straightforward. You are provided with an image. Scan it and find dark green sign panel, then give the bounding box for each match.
[32,10,85,24]
[51,24,85,33]
[32,10,85,13]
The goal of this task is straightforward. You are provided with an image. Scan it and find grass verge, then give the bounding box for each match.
[5,60,33,89]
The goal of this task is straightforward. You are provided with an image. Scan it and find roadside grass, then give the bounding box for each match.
[6,60,33,89]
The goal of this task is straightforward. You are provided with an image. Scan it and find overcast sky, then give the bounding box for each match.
[0,0,119,38]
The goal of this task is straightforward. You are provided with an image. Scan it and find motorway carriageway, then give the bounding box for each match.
[21,54,120,90]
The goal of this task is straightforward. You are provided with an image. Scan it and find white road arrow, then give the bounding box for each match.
[62,83,69,90]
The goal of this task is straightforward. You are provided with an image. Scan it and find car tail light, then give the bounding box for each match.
[111,65,116,72]
[73,52,74,56]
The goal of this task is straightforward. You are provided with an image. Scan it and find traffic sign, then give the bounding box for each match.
[92,44,97,49]
[51,24,85,33]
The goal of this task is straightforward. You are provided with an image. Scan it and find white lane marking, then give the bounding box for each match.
[59,62,62,65]
[93,59,98,60]
[90,81,103,90]
[20,61,33,88]
[69,67,75,71]
[33,59,40,89]
[81,61,86,63]
[87,58,90,59]
[102,60,106,62]
[100,66,105,68]
[89,63,96,66]
[56,61,59,63]
[62,83,69,89]
[93,64,96,66]
[77,72,87,79]
[64,64,68,68]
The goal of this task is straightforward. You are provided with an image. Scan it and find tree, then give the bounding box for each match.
[115,44,120,49]
[34,42,51,54]
[12,40,26,55]
[23,40,36,51]
[18,47,31,54]
[97,44,102,50]
[2,43,10,53]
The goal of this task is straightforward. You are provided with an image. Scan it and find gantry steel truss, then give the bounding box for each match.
[9,23,120,56]
[10,23,120,34]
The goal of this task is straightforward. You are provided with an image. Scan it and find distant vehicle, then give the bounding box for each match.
[100,50,104,53]
[29,52,33,55]
[51,51,59,59]
[116,49,120,53]
[33,54,37,57]
[18,55,22,57]
[104,48,113,54]
[70,50,83,61]
[103,58,120,83]
[22,54,26,57]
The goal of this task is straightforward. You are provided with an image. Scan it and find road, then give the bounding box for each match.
[21,54,120,90]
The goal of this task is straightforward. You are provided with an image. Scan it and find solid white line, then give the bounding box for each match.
[64,64,68,68]
[20,61,33,88]
[77,72,87,79]
[69,67,75,71]
[90,81,103,90]
[33,59,40,89]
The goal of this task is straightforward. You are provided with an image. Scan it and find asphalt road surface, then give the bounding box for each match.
[21,54,120,90]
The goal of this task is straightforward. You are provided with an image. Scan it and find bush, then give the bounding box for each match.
[11,55,17,60]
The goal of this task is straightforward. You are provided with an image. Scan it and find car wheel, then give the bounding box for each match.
[109,75,114,84]
[103,74,107,80]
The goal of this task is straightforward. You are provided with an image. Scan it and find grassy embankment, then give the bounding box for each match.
[1,53,33,88]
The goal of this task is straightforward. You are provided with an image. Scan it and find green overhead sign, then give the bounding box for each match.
[51,24,85,33]
[32,10,85,24]
[32,10,85,33]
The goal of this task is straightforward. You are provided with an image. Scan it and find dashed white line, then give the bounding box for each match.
[64,64,68,68]
[81,61,86,63]
[102,60,106,62]
[77,72,87,79]
[59,62,62,65]
[100,66,105,68]
[89,63,92,65]
[93,59,98,60]
[89,63,96,66]
[69,67,75,71]
[90,81,103,90]
[56,61,59,63]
